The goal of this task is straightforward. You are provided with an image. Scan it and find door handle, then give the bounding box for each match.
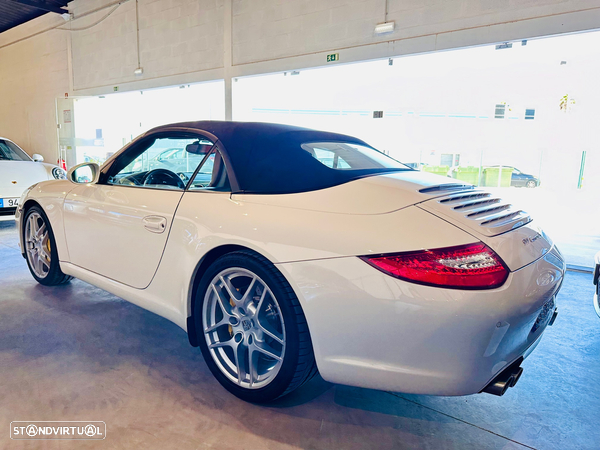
[143,215,167,234]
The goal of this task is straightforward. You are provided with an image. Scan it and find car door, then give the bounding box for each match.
[63,132,212,289]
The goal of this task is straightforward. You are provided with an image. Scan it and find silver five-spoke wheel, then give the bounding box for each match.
[25,211,51,279]
[22,206,72,286]
[203,268,285,389]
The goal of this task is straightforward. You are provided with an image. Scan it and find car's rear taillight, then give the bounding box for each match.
[361,243,509,289]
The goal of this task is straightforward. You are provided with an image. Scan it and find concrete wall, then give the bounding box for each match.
[62,0,600,94]
[232,0,600,65]
[1,0,600,161]
[0,14,69,162]
[70,0,224,91]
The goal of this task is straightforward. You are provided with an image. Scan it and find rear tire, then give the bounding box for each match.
[195,250,317,402]
[23,205,72,286]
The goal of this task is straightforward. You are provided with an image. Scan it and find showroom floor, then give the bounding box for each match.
[0,220,598,450]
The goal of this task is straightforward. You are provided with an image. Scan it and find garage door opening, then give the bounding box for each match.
[71,80,225,167]
[233,31,600,268]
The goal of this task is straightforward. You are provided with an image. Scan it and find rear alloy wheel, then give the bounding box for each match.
[23,206,72,286]
[594,283,600,318]
[195,251,316,402]
[526,180,537,188]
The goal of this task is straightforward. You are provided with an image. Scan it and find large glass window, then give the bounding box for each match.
[72,80,225,166]
[233,31,600,268]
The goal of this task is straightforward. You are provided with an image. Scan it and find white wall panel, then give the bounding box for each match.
[70,0,224,90]
[232,0,385,65]
[232,0,600,66]
[0,15,69,162]
[70,1,138,90]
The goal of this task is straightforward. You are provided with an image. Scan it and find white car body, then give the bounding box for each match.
[594,251,600,318]
[0,137,65,221]
[15,122,565,399]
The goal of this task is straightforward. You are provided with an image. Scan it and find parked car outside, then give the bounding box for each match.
[16,121,564,402]
[0,137,66,221]
[510,167,540,188]
[486,165,540,188]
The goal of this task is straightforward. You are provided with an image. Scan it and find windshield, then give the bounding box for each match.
[0,140,31,161]
[301,142,409,170]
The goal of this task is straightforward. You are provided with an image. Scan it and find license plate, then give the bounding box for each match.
[531,296,556,334]
[0,198,19,208]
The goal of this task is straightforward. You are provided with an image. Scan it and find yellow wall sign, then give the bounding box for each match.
[327,53,339,62]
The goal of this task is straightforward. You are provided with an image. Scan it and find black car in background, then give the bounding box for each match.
[511,168,540,188]
[487,166,540,188]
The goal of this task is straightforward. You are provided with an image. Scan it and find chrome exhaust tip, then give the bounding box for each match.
[481,359,523,396]
[483,379,510,396]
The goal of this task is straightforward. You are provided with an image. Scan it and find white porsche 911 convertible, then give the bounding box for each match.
[15,122,564,402]
[0,136,66,221]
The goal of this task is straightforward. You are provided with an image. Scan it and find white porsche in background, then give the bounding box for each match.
[0,137,66,221]
[15,122,564,402]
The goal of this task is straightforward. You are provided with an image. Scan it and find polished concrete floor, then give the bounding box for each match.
[0,220,598,450]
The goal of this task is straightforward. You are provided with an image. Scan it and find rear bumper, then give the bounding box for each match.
[279,245,564,395]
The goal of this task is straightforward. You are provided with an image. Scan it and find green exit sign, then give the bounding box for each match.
[327,53,339,62]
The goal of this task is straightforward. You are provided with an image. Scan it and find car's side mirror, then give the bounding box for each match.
[67,162,100,184]
[32,153,44,162]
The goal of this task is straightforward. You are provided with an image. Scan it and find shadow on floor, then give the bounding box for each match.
[0,226,598,449]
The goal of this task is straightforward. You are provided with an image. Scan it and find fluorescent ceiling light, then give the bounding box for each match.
[374,22,394,35]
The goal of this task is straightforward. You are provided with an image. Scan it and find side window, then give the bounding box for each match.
[313,148,351,169]
[301,142,407,170]
[188,149,230,191]
[107,136,213,190]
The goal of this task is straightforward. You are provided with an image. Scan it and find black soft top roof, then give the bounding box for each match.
[150,121,406,194]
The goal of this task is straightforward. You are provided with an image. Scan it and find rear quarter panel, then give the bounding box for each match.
[153,189,477,323]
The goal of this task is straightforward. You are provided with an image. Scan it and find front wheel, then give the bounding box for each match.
[526,180,537,188]
[23,206,72,286]
[195,251,317,402]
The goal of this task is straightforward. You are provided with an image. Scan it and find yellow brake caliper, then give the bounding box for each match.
[45,237,51,262]
[228,290,237,337]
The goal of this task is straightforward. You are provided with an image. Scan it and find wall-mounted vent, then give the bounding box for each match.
[525,109,535,120]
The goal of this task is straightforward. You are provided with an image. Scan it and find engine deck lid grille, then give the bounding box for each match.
[418,189,532,237]
[418,184,475,194]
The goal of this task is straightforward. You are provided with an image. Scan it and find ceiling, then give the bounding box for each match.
[0,0,69,34]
